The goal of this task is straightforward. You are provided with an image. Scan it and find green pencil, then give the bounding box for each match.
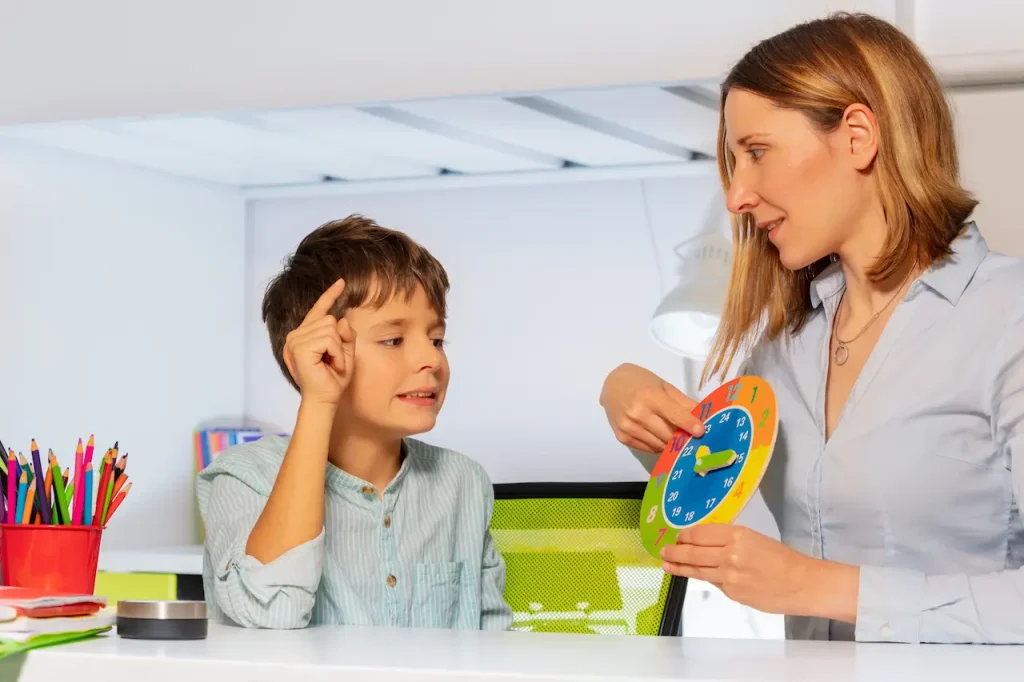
[100,457,116,525]
[48,452,70,525]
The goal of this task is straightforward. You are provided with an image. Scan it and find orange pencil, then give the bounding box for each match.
[104,482,131,521]
[110,472,128,500]
[43,466,52,507]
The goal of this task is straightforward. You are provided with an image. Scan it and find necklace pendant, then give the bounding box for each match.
[834,343,849,366]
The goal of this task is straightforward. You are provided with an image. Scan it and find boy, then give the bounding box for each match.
[196,215,512,631]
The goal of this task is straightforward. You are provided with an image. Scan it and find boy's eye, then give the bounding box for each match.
[432,339,447,349]
[381,338,403,347]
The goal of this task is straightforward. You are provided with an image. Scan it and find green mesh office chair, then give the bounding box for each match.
[491,482,686,636]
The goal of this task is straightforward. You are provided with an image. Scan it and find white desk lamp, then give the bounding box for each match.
[649,225,733,361]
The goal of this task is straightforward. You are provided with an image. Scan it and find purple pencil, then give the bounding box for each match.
[5,450,16,524]
[30,440,51,525]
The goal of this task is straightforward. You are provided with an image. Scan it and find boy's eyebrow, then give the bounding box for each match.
[371,318,409,330]
[370,317,447,332]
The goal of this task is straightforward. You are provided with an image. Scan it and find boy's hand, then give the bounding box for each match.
[283,278,356,406]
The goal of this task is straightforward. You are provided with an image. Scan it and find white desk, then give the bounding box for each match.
[7,623,1024,682]
[97,545,204,576]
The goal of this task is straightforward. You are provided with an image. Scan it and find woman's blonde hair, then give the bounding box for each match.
[702,12,977,385]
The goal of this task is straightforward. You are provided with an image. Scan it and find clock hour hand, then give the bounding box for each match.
[693,445,738,477]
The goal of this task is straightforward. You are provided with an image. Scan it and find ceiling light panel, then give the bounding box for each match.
[0,122,311,186]
[110,116,438,181]
[396,97,684,166]
[254,107,556,174]
[543,86,718,157]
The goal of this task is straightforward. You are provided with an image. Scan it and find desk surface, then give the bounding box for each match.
[98,545,204,575]
[9,623,1024,682]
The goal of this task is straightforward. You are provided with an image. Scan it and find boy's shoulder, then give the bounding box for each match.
[195,435,290,497]
[404,438,493,492]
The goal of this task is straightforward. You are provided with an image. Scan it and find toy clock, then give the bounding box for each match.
[640,376,779,558]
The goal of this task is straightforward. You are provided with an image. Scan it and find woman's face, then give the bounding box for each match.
[722,88,877,270]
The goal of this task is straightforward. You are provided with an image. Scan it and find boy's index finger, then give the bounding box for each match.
[303,278,347,323]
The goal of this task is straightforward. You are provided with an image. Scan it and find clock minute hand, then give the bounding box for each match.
[693,446,738,477]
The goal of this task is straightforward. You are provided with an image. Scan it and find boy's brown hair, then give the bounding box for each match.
[262,214,450,390]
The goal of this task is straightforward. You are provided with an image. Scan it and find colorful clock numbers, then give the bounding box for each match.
[640,375,779,559]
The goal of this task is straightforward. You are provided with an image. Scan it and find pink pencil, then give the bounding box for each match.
[83,434,95,469]
[72,438,85,525]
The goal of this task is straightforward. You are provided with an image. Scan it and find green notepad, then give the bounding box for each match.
[0,626,111,659]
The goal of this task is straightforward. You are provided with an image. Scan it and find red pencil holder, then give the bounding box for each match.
[0,524,104,594]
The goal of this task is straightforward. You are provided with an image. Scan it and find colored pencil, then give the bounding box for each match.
[4,450,13,523]
[113,453,128,485]
[5,448,16,522]
[92,451,112,526]
[20,473,33,525]
[30,440,51,525]
[48,452,70,525]
[72,438,84,525]
[104,482,130,522]
[83,434,95,469]
[0,439,7,516]
[83,462,94,526]
[101,456,116,526]
[14,470,27,525]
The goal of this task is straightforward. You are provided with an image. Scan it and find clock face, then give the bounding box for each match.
[640,376,778,559]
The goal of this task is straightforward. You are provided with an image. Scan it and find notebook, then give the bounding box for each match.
[0,587,112,658]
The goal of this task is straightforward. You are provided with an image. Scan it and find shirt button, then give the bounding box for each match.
[384,515,392,528]
[361,485,374,495]
[386,575,397,588]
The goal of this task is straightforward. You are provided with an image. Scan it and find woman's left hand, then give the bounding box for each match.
[661,524,857,619]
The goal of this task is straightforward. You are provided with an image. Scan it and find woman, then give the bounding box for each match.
[601,13,1024,644]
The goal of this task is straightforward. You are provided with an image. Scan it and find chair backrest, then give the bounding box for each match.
[491,482,686,636]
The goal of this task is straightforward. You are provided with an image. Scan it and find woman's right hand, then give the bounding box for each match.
[599,363,705,454]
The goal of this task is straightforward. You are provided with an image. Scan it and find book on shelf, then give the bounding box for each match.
[193,424,289,472]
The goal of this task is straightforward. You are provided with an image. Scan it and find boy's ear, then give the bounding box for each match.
[283,346,298,384]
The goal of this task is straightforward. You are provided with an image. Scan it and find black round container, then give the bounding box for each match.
[116,600,208,640]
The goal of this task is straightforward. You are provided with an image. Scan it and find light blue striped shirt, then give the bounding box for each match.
[746,223,1024,643]
[196,436,513,631]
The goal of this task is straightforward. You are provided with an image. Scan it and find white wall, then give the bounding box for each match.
[0,139,246,549]
[245,176,714,483]
[950,86,1024,256]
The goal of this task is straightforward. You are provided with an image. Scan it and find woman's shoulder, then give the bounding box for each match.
[970,251,1024,314]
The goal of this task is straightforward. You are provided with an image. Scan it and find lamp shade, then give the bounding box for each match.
[649,228,732,360]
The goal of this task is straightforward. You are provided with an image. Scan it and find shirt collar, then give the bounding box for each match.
[809,221,989,309]
[324,439,412,498]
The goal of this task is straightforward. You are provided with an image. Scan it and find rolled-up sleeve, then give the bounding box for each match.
[202,473,324,629]
[479,528,513,631]
[855,301,1024,644]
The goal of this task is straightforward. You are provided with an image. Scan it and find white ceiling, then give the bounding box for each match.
[0,83,720,190]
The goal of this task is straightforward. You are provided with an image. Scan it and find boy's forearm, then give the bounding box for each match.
[245,401,335,564]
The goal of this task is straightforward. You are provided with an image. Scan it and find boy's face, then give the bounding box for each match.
[337,283,449,438]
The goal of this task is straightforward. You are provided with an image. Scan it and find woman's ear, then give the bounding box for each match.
[842,103,879,171]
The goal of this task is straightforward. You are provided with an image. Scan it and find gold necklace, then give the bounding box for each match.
[832,269,914,366]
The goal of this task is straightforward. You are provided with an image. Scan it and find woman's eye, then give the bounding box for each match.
[748,148,765,161]
[432,339,447,349]
[381,338,403,347]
